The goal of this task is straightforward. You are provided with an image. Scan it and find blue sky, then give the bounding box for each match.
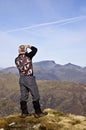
[0,0,86,67]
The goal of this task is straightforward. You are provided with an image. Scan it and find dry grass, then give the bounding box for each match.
[0,109,86,130]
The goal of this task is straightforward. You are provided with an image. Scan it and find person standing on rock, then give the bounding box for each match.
[15,45,46,118]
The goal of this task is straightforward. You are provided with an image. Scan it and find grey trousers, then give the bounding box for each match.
[19,75,40,102]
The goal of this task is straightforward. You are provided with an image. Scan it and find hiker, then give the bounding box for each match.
[15,45,46,118]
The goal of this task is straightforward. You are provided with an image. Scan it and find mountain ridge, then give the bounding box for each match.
[0,60,86,83]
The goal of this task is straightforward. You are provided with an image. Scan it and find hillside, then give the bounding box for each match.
[0,74,86,117]
[0,109,86,130]
[0,60,86,83]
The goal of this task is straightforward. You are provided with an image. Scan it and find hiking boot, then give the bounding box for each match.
[20,113,31,118]
[20,101,29,118]
[34,112,48,118]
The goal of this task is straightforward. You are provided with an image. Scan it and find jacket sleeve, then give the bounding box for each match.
[25,46,38,59]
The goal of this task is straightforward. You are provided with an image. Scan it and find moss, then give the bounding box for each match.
[68,119,81,126]
[0,108,86,130]
[0,118,8,129]
[54,111,66,117]
[25,115,41,124]
[39,125,46,130]
[5,114,25,124]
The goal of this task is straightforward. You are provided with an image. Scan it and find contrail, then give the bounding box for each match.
[6,15,86,33]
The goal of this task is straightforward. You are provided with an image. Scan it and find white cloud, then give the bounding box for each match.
[5,15,86,33]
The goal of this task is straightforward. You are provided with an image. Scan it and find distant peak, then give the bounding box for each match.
[64,63,82,70]
[65,63,73,66]
[39,60,56,63]
[34,60,56,65]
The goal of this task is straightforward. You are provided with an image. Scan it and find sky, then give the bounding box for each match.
[0,0,86,68]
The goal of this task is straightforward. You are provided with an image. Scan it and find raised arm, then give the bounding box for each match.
[25,45,38,59]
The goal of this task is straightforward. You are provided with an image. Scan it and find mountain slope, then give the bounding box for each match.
[0,74,86,117]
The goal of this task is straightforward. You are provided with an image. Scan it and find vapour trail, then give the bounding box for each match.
[6,15,86,33]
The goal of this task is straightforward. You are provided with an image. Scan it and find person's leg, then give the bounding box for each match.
[25,76,47,117]
[24,76,40,101]
[20,100,28,115]
[19,82,29,117]
[33,99,48,117]
[33,99,42,114]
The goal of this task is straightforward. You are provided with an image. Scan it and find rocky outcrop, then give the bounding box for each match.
[0,109,86,130]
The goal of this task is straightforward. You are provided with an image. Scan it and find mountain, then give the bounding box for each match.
[0,67,3,70]
[83,67,86,71]
[0,74,86,117]
[0,60,86,83]
[0,108,86,130]
[64,63,83,71]
[33,60,57,70]
[0,67,19,76]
